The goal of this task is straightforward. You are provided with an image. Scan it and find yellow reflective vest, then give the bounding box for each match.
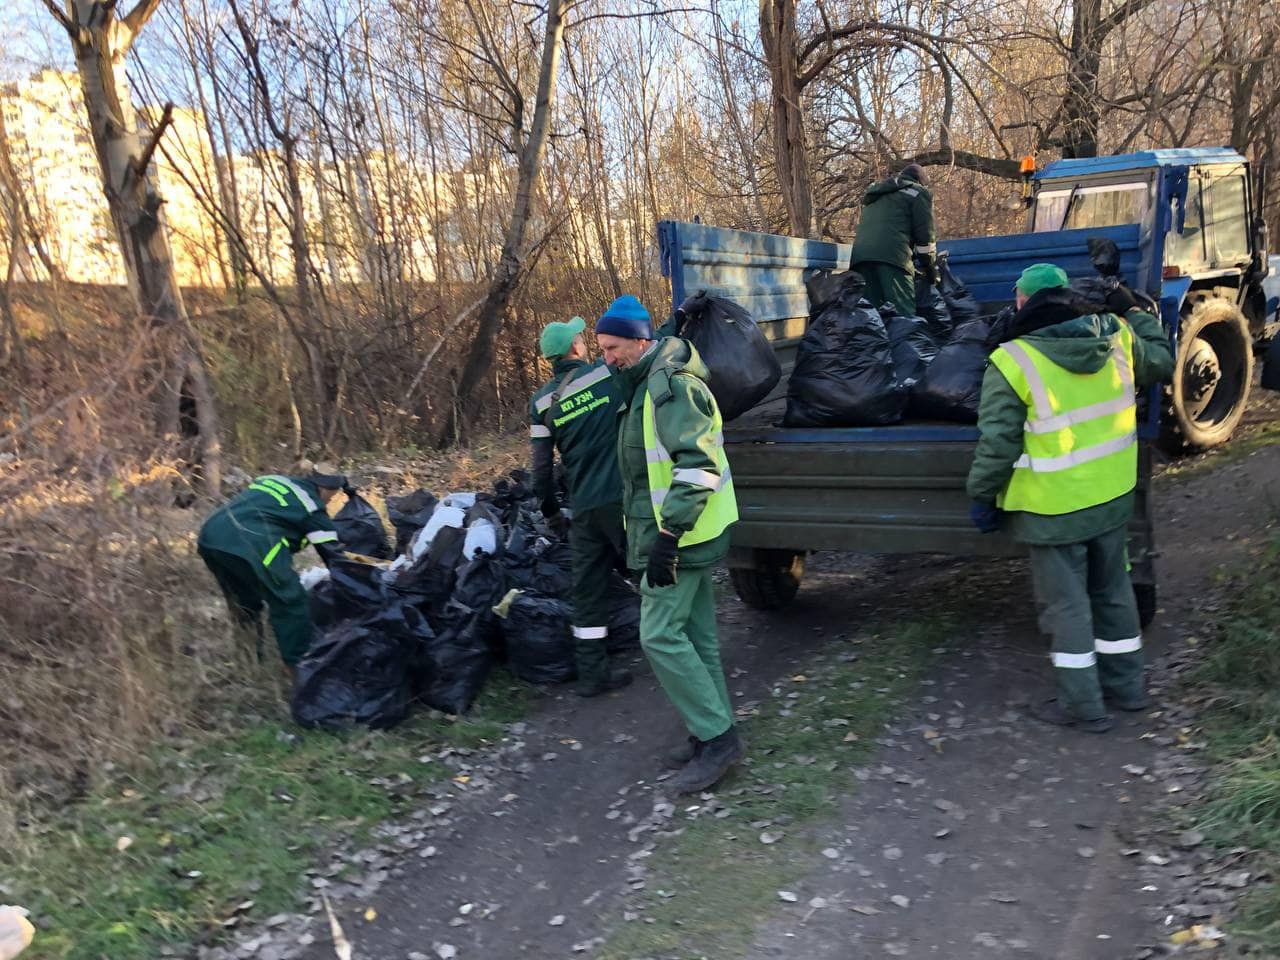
[989,322,1137,515]
[641,391,738,546]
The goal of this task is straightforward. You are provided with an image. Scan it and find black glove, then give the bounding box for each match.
[314,540,346,566]
[919,254,939,287]
[1104,284,1142,314]
[645,531,680,588]
[545,510,571,539]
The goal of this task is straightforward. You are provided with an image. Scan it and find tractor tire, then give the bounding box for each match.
[730,549,805,610]
[1133,581,1157,630]
[1159,293,1253,454]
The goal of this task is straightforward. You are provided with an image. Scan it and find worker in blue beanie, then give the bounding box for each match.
[596,293,744,794]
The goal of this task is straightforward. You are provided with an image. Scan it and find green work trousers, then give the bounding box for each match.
[851,261,915,318]
[569,503,627,686]
[639,566,734,741]
[198,543,314,666]
[1028,524,1144,720]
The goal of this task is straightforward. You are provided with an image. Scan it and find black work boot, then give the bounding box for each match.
[1105,690,1153,712]
[663,736,699,769]
[574,667,633,698]
[1029,698,1114,734]
[672,727,745,794]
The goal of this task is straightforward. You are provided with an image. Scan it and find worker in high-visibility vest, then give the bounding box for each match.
[967,264,1174,732]
[595,294,744,793]
[198,464,347,676]
[529,315,633,697]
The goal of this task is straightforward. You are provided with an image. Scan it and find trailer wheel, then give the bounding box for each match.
[1133,582,1157,630]
[1159,294,1253,454]
[730,550,805,610]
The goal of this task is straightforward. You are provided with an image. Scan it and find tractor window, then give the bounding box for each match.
[1208,174,1249,263]
[1032,183,1150,232]
[1165,178,1206,267]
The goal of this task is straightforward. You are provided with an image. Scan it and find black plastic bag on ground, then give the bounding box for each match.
[453,555,507,655]
[910,316,993,423]
[606,573,641,653]
[386,489,437,554]
[416,599,495,714]
[938,258,980,328]
[785,277,907,427]
[886,315,938,386]
[499,592,575,684]
[391,524,465,610]
[308,577,339,630]
[676,291,782,421]
[291,606,424,731]
[332,492,393,560]
[328,557,388,617]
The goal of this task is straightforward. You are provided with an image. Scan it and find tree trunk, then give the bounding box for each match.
[760,0,817,237]
[1062,0,1102,158]
[50,0,222,492]
[447,0,567,442]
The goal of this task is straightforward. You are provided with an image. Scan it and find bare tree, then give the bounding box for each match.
[37,0,221,491]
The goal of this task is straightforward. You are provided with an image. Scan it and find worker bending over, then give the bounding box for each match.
[849,162,937,318]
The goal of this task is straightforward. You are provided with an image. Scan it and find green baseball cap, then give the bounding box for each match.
[539,316,586,358]
[1015,263,1070,297]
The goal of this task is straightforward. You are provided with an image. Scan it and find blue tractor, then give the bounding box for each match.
[1021,148,1275,451]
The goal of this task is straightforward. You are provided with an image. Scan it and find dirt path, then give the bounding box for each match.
[290,434,1280,960]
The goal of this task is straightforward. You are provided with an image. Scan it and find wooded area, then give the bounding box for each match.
[2,0,1278,467]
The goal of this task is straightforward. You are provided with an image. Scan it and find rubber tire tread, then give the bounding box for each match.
[730,550,805,610]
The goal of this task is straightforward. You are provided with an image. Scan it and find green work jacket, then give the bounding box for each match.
[967,295,1173,545]
[850,174,936,274]
[529,356,623,512]
[198,476,339,570]
[614,338,733,571]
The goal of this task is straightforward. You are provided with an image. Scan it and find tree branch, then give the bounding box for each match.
[121,0,163,46]
[37,0,75,34]
[1098,0,1160,39]
[131,101,174,183]
[900,149,1024,180]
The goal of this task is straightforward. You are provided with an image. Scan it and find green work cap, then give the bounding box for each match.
[1015,263,1070,297]
[539,316,586,358]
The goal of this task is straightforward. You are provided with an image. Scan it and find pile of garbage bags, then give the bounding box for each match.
[786,258,1013,426]
[292,470,640,731]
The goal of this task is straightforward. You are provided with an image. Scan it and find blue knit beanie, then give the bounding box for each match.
[596,294,653,340]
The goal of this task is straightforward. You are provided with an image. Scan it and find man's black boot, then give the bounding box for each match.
[663,736,699,769]
[672,726,745,794]
[574,667,633,698]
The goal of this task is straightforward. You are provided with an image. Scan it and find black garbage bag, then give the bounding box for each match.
[386,489,437,554]
[910,316,993,422]
[806,269,858,316]
[499,592,575,684]
[416,599,495,714]
[675,291,782,421]
[785,276,907,427]
[291,607,424,731]
[392,524,465,610]
[1070,274,1119,306]
[328,557,388,617]
[985,306,1018,348]
[938,258,980,328]
[606,573,641,653]
[1088,236,1122,278]
[886,315,938,386]
[1262,329,1280,392]
[308,577,339,630]
[915,273,951,339]
[453,555,507,655]
[332,492,393,560]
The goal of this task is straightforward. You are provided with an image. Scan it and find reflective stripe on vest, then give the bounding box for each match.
[641,390,738,548]
[990,323,1138,516]
[256,475,319,513]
